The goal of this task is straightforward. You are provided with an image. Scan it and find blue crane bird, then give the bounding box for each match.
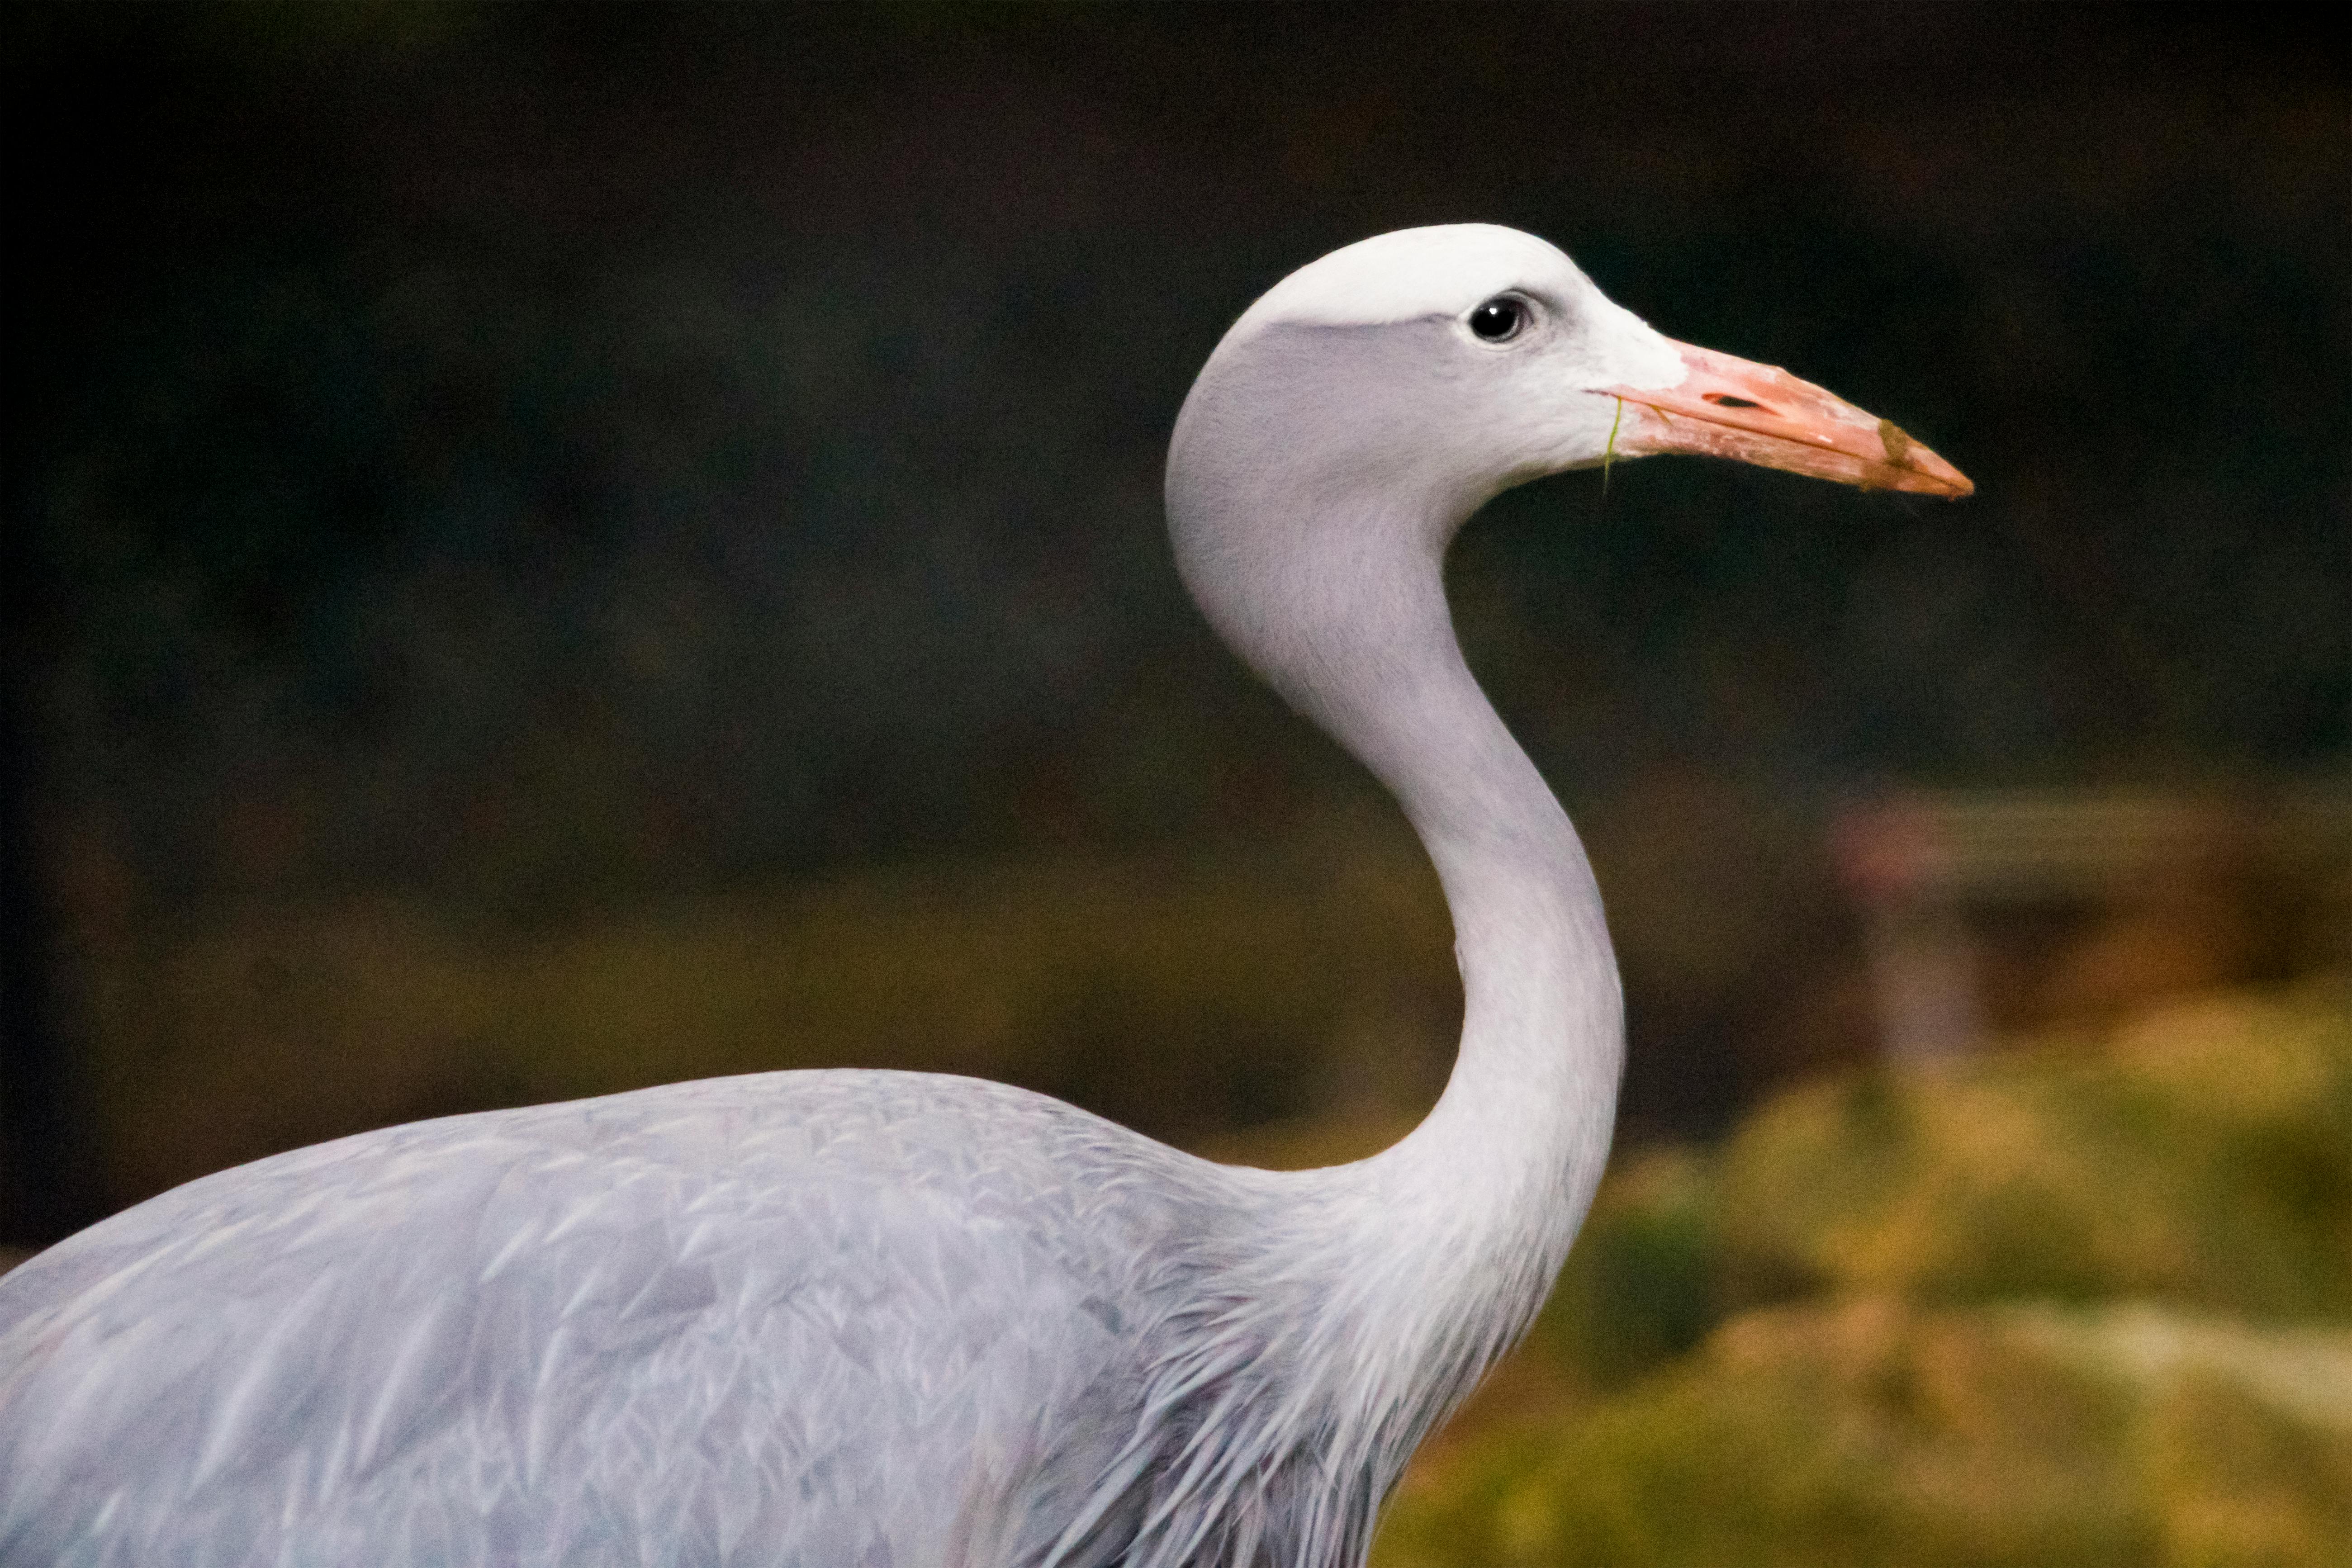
[0,225,1968,1566]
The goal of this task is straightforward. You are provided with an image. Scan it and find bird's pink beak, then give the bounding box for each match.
[1602,340,1973,498]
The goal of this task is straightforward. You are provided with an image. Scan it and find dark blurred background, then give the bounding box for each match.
[5,1,2347,1248]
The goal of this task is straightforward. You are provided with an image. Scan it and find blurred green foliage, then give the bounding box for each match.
[1383,1298,2352,1568]
[1531,1147,1725,1392]
[1376,981,2352,1567]
[1719,987,2352,1320]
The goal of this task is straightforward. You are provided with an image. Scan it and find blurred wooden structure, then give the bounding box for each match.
[1832,789,2352,1064]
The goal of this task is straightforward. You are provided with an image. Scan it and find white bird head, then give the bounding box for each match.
[1165,223,1970,790]
[1174,221,1967,519]
[1167,224,1968,683]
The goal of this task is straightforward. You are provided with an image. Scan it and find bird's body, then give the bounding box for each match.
[0,226,1967,1566]
[1,1068,1572,1566]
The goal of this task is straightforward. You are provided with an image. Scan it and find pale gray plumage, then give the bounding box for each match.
[0,224,1964,1567]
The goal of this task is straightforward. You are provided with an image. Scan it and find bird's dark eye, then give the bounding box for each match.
[1468,297,1528,343]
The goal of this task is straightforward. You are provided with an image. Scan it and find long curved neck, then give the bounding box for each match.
[1175,491,1625,1537]
[1249,510,1623,1252]
[1348,572,1624,1243]
[1170,420,1625,1329]
[1161,366,1626,1550]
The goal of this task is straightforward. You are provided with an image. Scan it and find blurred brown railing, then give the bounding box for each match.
[1833,787,2352,1064]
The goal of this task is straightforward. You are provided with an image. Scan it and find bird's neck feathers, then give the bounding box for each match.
[1166,335,1626,1435]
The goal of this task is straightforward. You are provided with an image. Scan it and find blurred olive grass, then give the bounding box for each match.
[1374,980,2352,1568]
[71,823,1459,1207]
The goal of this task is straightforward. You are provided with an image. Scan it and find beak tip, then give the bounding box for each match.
[1908,449,1974,500]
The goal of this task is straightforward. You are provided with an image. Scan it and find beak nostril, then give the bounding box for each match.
[1704,393,1763,409]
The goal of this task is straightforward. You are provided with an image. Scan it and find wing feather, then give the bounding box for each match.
[0,1070,1231,1568]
